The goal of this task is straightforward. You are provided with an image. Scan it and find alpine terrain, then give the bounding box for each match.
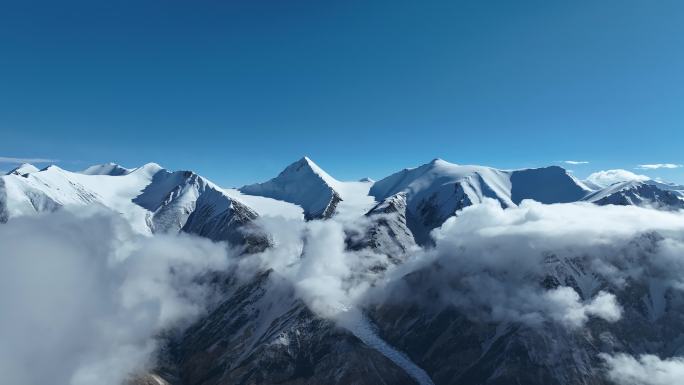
[2,156,684,385]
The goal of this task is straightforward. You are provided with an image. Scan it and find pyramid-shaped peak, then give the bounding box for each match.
[281,156,338,186]
[240,157,342,220]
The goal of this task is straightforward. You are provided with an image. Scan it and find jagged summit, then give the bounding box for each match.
[6,163,39,176]
[80,162,132,176]
[584,180,684,209]
[369,159,516,243]
[370,159,597,244]
[0,162,268,250]
[240,156,343,220]
[4,156,684,385]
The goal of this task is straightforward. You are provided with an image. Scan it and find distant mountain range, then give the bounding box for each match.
[4,157,681,237]
[2,157,684,385]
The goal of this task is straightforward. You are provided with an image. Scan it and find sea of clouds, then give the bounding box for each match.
[3,199,684,384]
[0,207,230,385]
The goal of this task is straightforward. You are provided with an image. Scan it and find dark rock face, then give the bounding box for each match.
[134,169,270,251]
[408,183,473,246]
[358,193,417,262]
[361,244,684,385]
[309,189,342,220]
[367,298,608,385]
[182,192,270,253]
[165,271,415,385]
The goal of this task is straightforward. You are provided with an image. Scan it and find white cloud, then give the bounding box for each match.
[601,353,684,385]
[6,189,684,383]
[636,163,683,170]
[543,287,622,328]
[586,169,650,188]
[241,215,383,319]
[0,207,231,385]
[563,160,589,165]
[0,156,58,164]
[370,199,684,329]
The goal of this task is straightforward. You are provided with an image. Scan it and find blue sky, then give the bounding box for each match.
[1,0,683,186]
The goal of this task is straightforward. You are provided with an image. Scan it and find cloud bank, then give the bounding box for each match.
[601,353,684,385]
[242,215,384,319]
[369,199,684,331]
[586,169,650,188]
[5,193,684,384]
[0,207,230,385]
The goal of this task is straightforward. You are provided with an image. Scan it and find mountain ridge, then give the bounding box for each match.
[3,156,684,385]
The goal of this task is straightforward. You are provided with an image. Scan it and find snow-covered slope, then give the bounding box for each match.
[239,157,376,221]
[370,159,514,207]
[240,157,342,220]
[0,163,267,248]
[5,163,40,176]
[369,159,515,243]
[80,162,132,176]
[6,156,684,385]
[224,188,305,220]
[584,180,684,210]
[369,159,591,244]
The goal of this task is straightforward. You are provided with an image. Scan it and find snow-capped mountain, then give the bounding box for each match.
[240,157,343,220]
[4,156,684,385]
[644,179,684,198]
[5,163,39,176]
[584,180,684,209]
[81,162,133,176]
[239,156,376,221]
[0,162,268,249]
[369,159,592,244]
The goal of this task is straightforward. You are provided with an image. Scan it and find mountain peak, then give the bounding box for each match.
[81,162,132,176]
[6,163,39,176]
[39,165,64,172]
[131,162,164,176]
[585,180,684,209]
[240,157,342,220]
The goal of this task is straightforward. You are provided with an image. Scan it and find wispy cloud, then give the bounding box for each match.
[0,156,58,164]
[563,160,590,165]
[636,163,683,170]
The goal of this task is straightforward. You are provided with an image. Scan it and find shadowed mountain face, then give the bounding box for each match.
[585,181,684,210]
[2,157,684,385]
[509,166,590,204]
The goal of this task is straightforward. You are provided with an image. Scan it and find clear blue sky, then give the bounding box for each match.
[1,0,683,185]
